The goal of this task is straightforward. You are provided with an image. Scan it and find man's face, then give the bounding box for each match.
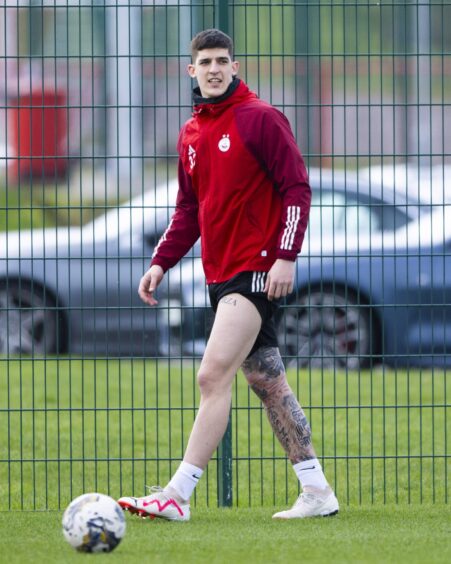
[188,48,239,98]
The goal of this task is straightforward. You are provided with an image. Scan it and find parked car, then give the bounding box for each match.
[279,167,451,369]
[279,205,451,369]
[278,167,451,369]
[0,179,182,356]
[1,168,441,364]
[358,163,451,206]
[179,168,436,365]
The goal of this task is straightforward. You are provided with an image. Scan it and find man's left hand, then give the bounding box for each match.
[264,259,295,301]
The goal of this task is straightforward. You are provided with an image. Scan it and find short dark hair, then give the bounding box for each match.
[191,29,234,62]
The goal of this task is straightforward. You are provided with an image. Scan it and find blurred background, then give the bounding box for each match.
[1,1,449,197]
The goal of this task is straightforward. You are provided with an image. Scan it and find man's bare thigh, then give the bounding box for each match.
[201,293,262,377]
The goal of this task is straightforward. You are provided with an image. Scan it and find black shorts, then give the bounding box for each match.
[208,271,280,358]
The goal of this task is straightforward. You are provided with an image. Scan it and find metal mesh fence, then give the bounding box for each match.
[0,1,450,510]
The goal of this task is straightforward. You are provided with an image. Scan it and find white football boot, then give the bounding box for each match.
[118,486,190,522]
[272,487,339,519]
[117,494,141,516]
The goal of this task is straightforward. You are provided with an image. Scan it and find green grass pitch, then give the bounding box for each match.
[1,359,449,509]
[0,359,450,562]
[2,505,451,563]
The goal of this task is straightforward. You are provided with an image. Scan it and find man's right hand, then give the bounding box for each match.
[138,265,164,306]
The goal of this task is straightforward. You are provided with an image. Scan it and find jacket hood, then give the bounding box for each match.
[192,78,258,115]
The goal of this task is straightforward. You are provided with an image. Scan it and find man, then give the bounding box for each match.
[118,29,338,521]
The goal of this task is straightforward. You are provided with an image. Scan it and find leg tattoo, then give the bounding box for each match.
[241,347,316,463]
[242,347,285,378]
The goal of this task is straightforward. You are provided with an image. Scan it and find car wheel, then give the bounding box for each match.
[0,281,58,355]
[278,288,373,370]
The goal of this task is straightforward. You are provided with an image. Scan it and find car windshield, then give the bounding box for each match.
[396,204,451,248]
[359,164,451,206]
[328,203,451,254]
[308,169,425,238]
[309,192,378,236]
[83,180,178,238]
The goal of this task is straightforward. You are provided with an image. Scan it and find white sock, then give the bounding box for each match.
[166,461,203,501]
[293,459,329,491]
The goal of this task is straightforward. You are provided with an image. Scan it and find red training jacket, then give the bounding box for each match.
[151,79,311,284]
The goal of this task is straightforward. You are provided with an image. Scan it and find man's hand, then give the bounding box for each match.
[264,259,295,301]
[138,265,165,306]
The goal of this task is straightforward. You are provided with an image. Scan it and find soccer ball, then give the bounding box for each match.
[62,493,126,553]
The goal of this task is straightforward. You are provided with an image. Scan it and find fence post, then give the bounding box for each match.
[214,0,233,508]
[215,0,229,34]
[217,411,233,507]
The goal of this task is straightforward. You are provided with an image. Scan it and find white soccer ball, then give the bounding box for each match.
[62,493,126,553]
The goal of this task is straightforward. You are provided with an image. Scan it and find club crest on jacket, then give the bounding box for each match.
[218,134,231,152]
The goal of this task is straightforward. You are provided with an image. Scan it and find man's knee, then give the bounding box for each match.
[197,360,234,397]
[241,346,290,401]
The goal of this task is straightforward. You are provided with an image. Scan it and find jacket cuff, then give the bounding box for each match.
[276,249,299,261]
[150,257,171,273]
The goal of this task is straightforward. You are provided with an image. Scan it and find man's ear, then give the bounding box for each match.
[231,60,239,76]
[187,64,196,78]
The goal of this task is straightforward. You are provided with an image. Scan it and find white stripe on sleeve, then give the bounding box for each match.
[151,218,174,258]
[281,206,301,250]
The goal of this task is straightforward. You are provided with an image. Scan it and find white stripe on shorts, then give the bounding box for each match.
[252,271,266,293]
